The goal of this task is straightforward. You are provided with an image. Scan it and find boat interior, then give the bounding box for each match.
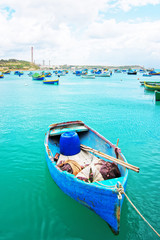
[47,123,126,182]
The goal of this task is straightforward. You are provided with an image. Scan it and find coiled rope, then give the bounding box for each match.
[116,183,160,238]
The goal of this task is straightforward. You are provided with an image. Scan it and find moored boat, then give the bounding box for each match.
[144,82,160,91]
[140,81,160,86]
[43,79,59,84]
[127,69,137,75]
[82,74,95,79]
[45,72,52,77]
[28,72,33,77]
[2,70,11,74]
[95,72,110,77]
[0,74,4,78]
[114,69,122,73]
[58,72,66,76]
[44,120,135,234]
[32,73,45,80]
[149,71,160,76]
[75,71,82,76]
[14,71,24,76]
[143,73,152,77]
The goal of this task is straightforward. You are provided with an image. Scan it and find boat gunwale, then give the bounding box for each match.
[48,120,120,152]
[144,81,160,91]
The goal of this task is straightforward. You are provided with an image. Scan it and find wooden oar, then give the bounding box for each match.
[81,144,140,173]
[116,138,119,147]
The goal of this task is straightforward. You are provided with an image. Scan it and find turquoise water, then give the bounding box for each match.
[0,71,160,240]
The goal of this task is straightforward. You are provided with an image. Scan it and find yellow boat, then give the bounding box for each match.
[2,70,11,74]
[144,82,160,91]
[43,79,59,85]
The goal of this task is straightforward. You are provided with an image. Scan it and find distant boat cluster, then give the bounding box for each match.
[139,71,160,102]
[30,67,160,102]
[1,68,160,95]
[1,67,160,80]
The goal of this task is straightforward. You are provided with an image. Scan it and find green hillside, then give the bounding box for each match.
[0,59,39,70]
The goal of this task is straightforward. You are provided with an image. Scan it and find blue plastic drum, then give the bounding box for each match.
[59,131,81,156]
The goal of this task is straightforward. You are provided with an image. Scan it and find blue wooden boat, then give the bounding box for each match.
[114,69,122,73]
[45,72,52,77]
[44,120,130,234]
[143,73,151,77]
[75,71,82,76]
[14,71,24,76]
[0,74,4,78]
[95,72,111,77]
[149,71,160,75]
[43,79,59,84]
[32,73,45,80]
[28,72,33,77]
[127,69,137,75]
[2,70,11,74]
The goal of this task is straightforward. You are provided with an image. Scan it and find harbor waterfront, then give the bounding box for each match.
[0,70,160,240]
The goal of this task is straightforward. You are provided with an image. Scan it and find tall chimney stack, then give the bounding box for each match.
[31,46,33,63]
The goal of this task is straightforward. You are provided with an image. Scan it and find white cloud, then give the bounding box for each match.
[0,0,160,67]
[113,0,160,11]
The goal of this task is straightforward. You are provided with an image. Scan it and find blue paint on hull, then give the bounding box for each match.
[32,77,45,80]
[44,121,128,234]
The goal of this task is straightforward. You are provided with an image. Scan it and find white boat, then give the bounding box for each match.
[82,74,95,79]
[58,72,66,76]
[95,72,110,77]
[143,72,151,77]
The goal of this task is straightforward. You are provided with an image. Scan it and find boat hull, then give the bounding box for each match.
[45,73,52,77]
[155,91,160,101]
[32,77,45,80]
[82,75,95,79]
[32,73,45,80]
[14,71,24,75]
[143,74,151,77]
[149,72,160,75]
[43,79,59,84]
[95,73,110,77]
[44,121,128,234]
[140,81,160,86]
[144,82,160,91]
[127,72,137,75]
[2,71,10,74]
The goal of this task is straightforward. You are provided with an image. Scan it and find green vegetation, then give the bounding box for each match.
[0,59,40,70]
[0,59,145,71]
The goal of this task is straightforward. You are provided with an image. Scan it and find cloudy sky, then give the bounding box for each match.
[0,0,160,68]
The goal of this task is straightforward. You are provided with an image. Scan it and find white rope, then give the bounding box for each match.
[116,184,160,237]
